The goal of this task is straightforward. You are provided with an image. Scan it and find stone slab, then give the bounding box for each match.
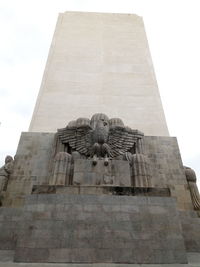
[73,159,131,186]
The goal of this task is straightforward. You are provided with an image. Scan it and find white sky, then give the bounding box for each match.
[0,0,200,183]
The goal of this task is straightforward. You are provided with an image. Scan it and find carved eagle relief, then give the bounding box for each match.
[57,113,144,159]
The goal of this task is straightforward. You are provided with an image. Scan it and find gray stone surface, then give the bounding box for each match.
[1,199,200,265]
[1,133,199,262]
[4,134,192,211]
[0,207,22,250]
[11,194,187,264]
[0,250,14,262]
[144,136,192,210]
[73,159,131,186]
[180,211,200,252]
[4,132,55,206]
[32,185,170,197]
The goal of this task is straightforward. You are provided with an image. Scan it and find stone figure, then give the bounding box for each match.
[56,113,152,186]
[0,155,14,192]
[50,152,72,186]
[58,113,144,165]
[184,166,200,211]
[130,154,152,187]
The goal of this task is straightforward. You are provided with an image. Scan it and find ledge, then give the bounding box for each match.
[32,185,170,197]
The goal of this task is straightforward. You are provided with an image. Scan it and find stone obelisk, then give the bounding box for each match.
[2,11,200,266]
[29,11,169,136]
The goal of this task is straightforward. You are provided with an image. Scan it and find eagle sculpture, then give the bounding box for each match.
[57,113,143,165]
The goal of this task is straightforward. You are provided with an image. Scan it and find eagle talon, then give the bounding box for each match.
[92,155,98,166]
[104,156,109,166]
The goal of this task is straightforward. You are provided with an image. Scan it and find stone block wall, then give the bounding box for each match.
[180,210,200,252]
[3,133,193,211]
[0,207,22,250]
[144,136,193,210]
[4,132,55,206]
[13,194,187,264]
[2,194,200,261]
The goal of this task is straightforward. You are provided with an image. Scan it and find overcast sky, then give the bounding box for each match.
[0,0,200,183]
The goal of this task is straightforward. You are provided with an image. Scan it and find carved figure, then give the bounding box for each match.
[50,152,72,186]
[130,154,152,187]
[58,113,144,165]
[184,166,200,211]
[0,155,14,192]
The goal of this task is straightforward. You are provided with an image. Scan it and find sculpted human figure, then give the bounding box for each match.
[129,153,152,187]
[50,152,72,186]
[184,166,200,211]
[0,155,14,192]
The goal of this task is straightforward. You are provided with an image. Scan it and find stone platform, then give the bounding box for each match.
[0,193,187,264]
[1,253,200,267]
[1,133,200,264]
[31,185,170,197]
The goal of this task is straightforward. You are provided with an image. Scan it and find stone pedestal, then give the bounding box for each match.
[11,194,187,264]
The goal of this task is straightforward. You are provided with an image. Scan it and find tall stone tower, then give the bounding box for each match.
[29,11,169,136]
[1,11,200,266]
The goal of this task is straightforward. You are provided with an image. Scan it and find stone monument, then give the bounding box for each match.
[0,11,200,266]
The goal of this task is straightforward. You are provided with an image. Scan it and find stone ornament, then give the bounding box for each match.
[58,113,144,165]
[184,166,200,211]
[54,113,152,187]
[0,155,14,192]
[131,154,152,187]
[50,152,72,186]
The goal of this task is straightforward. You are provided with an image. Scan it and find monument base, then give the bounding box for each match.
[0,193,187,264]
[1,128,200,264]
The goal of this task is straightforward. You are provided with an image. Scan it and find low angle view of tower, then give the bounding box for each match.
[0,11,200,266]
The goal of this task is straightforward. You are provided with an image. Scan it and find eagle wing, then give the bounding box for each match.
[107,126,144,158]
[57,125,92,156]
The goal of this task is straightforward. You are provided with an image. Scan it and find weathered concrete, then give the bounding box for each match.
[29,11,169,136]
